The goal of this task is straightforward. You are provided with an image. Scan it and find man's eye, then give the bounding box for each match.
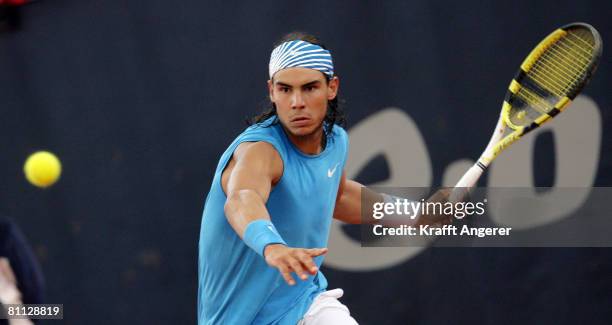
[280,87,290,93]
[305,86,315,92]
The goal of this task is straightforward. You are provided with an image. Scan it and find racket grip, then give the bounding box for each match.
[449,164,485,202]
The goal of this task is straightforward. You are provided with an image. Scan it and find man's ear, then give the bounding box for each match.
[267,79,274,103]
[328,76,339,100]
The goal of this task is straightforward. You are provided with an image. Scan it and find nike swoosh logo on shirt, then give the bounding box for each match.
[327,163,340,178]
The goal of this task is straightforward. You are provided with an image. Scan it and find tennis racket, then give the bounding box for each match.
[451,22,602,201]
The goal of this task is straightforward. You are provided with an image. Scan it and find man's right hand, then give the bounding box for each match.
[264,244,328,286]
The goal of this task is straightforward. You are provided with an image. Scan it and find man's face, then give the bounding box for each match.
[268,67,339,138]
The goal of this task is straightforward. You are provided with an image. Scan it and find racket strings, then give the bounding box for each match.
[508,86,554,127]
[529,60,574,96]
[527,32,594,98]
[524,86,557,108]
[543,46,588,78]
[546,47,589,80]
[528,60,573,98]
[556,33,594,61]
[527,55,584,95]
[547,43,591,77]
[565,30,596,50]
[553,31,594,71]
[546,32,593,69]
[555,39,592,64]
[532,56,581,95]
[516,87,553,113]
[544,49,589,94]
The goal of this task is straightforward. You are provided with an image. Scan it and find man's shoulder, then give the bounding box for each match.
[231,119,286,159]
[234,141,279,158]
[330,124,349,145]
[240,118,281,138]
[331,124,347,136]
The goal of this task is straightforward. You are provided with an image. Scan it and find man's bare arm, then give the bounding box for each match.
[332,170,455,226]
[332,171,382,224]
[222,142,327,285]
[222,142,282,236]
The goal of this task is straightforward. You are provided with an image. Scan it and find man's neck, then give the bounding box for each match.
[284,127,326,155]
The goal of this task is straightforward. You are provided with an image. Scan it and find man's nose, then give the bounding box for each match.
[291,91,305,109]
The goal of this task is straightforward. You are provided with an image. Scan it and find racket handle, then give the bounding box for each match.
[449,164,486,202]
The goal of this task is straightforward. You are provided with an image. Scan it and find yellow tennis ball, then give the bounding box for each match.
[24,151,62,188]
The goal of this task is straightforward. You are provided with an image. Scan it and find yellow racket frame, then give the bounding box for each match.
[482,23,601,165]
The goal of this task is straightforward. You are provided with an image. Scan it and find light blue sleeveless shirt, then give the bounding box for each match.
[198,117,349,325]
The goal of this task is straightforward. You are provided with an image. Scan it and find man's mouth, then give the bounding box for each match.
[290,116,311,125]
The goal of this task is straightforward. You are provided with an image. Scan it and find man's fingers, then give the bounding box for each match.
[299,255,318,275]
[277,264,295,286]
[269,248,328,284]
[306,248,328,257]
[294,249,319,274]
[428,188,451,204]
[287,258,308,281]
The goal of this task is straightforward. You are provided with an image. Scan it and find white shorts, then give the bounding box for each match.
[298,288,359,325]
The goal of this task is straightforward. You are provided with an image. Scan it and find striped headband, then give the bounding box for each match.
[268,40,334,79]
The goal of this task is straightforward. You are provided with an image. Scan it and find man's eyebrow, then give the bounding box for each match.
[301,80,322,87]
[275,80,322,88]
[275,82,293,88]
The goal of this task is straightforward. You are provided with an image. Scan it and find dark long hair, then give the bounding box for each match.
[247,31,346,139]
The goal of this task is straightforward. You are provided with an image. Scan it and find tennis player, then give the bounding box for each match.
[198,32,451,325]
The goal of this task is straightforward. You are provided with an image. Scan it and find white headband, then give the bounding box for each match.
[268,40,334,79]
